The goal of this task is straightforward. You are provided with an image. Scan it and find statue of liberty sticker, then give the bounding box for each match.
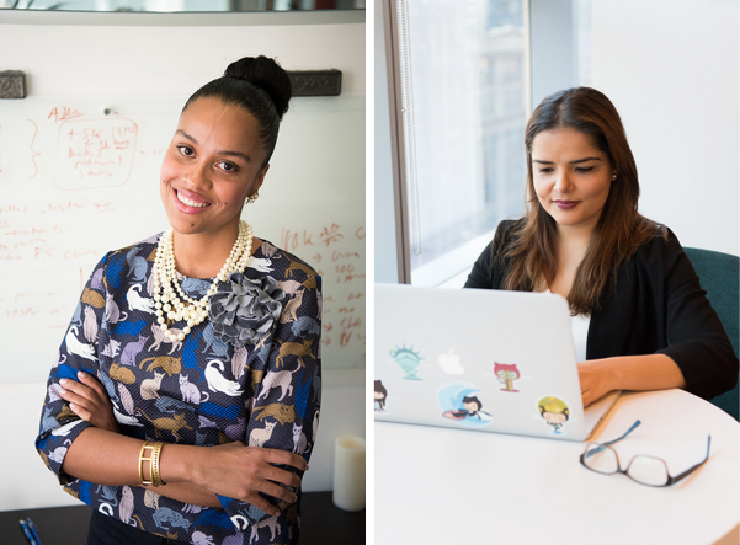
[389,344,424,380]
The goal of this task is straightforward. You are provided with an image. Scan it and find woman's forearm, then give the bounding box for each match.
[150,482,220,508]
[62,427,150,486]
[61,427,303,515]
[608,353,686,392]
[61,427,220,507]
[578,353,685,406]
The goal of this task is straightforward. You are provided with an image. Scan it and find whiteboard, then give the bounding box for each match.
[0,16,366,383]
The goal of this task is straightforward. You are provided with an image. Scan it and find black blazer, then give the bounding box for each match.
[465,219,739,400]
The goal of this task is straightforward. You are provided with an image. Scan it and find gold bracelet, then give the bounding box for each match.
[138,441,166,487]
[138,441,154,486]
[150,442,166,487]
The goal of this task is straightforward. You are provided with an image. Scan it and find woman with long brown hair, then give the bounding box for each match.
[465,87,737,407]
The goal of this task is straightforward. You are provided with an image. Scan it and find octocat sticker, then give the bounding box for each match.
[494,362,521,392]
[438,383,493,428]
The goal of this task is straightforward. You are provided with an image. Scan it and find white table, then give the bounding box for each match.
[375,390,739,545]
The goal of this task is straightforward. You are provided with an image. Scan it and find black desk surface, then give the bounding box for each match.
[0,491,365,545]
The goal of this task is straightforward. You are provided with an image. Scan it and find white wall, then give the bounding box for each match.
[0,10,366,511]
[590,0,739,255]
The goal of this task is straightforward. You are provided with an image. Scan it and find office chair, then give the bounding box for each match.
[684,247,739,421]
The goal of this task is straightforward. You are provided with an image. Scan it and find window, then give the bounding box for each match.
[390,0,529,287]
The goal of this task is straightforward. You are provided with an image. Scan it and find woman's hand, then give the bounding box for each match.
[577,359,617,407]
[59,372,120,433]
[182,441,308,516]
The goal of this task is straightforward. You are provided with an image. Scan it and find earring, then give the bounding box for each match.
[246,190,259,204]
[612,173,618,181]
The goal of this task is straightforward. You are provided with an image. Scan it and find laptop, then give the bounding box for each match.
[373,283,620,441]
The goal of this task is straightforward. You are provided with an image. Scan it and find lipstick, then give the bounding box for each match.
[554,200,578,210]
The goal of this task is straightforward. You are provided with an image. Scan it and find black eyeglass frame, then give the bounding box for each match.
[579,420,712,487]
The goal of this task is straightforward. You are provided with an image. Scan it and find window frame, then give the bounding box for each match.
[378,0,581,286]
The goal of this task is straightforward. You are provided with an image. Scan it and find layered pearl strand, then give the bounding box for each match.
[152,220,253,342]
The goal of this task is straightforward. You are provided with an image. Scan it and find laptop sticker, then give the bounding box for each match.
[537,396,570,434]
[437,349,464,375]
[438,383,493,428]
[494,362,521,392]
[389,345,424,380]
[374,379,389,412]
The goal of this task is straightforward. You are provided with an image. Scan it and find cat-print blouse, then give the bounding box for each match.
[36,234,322,545]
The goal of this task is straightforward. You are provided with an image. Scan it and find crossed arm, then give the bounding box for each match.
[59,372,305,515]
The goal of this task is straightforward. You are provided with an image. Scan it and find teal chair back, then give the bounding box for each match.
[684,247,739,421]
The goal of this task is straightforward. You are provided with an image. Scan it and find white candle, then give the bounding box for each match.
[332,435,366,511]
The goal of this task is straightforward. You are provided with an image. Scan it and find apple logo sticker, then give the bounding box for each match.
[437,349,464,375]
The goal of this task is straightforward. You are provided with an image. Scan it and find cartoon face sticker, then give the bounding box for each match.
[462,397,481,415]
[389,345,424,380]
[538,396,569,434]
[438,384,493,428]
[494,362,521,392]
[374,380,388,412]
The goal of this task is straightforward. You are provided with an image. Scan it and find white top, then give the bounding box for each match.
[571,313,591,362]
[545,290,590,362]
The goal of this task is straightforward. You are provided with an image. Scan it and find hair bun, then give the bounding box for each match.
[225,56,292,118]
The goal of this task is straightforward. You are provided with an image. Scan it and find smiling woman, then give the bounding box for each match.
[159,97,269,273]
[531,128,612,237]
[465,87,738,409]
[35,56,322,545]
[472,89,654,315]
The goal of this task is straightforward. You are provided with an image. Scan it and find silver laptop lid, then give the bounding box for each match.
[374,283,609,441]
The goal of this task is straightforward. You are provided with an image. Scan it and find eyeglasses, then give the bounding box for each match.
[580,420,711,487]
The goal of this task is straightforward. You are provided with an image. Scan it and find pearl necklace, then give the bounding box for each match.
[152,220,253,342]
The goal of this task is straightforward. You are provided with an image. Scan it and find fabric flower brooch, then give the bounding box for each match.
[208,273,285,347]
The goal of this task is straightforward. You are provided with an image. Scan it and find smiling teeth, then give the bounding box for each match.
[176,191,209,208]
